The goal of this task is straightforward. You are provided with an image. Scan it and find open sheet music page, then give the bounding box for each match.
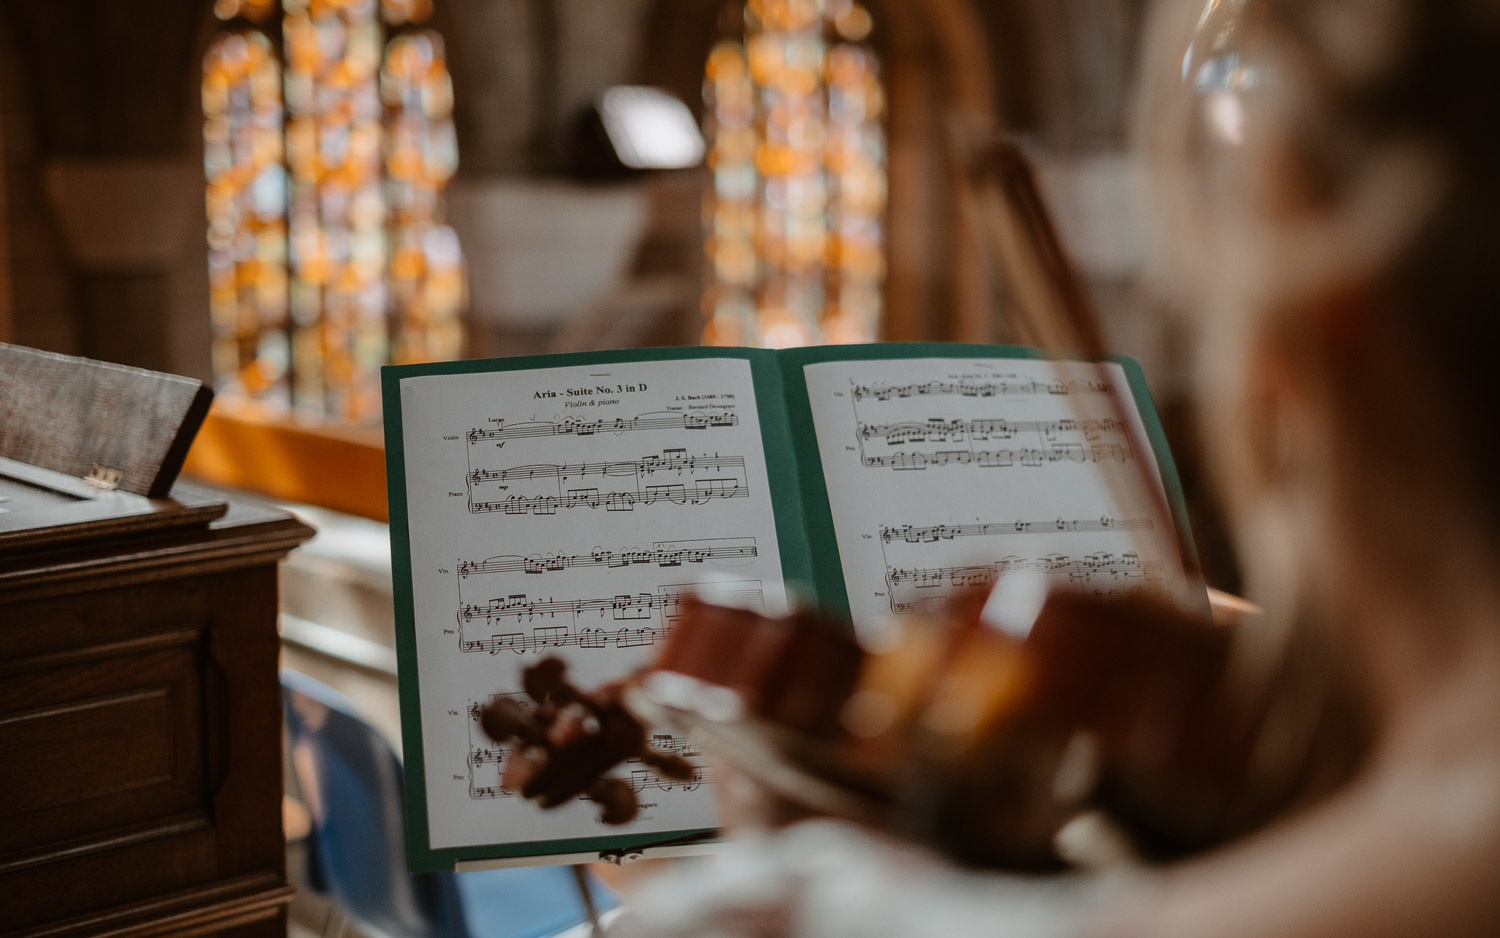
[395,357,786,856]
[800,356,1199,629]
[387,344,1201,867]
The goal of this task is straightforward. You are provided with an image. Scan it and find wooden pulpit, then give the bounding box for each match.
[0,344,314,937]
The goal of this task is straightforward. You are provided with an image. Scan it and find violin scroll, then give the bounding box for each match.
[477,658,695,825]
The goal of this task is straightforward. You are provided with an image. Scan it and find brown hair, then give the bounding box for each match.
[1141,0,1500,537]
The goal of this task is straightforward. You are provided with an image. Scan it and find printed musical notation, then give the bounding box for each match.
[850,378,1116,402]
[875,515,1164,615]
[458,537,758,577]
[888,552,1165,589]
[459,622,669,655]
[797,357,1188,626]
[467,453,745,485]
[402,356,779,847]
[859,417,1126,446]
[466,449,750,516]
[880,516,1154,543]
[886,552,1166,613]
[848,373,1137,476]
[468,484,747,516]
[861,443,1133,471]
[455,580,764,655]
[467,411,738,444]
[850,383,1135,475]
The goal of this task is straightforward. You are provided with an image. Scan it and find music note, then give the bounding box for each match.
[850,379,1116,402]
[457,538,759,577]
[467,451,750,516]
[454,582,765,655]
[855,417,1125,448]
[859,445,1133,471]
[884,552,1167,614]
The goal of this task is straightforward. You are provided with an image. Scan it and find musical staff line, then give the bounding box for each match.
[879,516,1154,544]
[457,537,759,577]
[467,453,745,485]
[861,444,1132,471]
[459,622,674,654]
[887,552,1166,588]
[466,449,750,516]
[858,417,1126,446]
[850,378,1116,402]
[468,483,748,516]
[467,411,738,443]
[886,552,1167,614]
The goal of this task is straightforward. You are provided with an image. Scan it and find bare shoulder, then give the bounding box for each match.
[1096,749,1500,938]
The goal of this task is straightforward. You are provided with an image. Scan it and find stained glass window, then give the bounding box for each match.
[205,0,463,424]
[703,0,885,349]
[381,28,463,367]
[204,27,290,407]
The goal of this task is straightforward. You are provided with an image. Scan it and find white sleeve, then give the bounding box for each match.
[611,820,1103,938]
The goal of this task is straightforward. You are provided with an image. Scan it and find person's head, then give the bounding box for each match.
[1139,0,1500,624]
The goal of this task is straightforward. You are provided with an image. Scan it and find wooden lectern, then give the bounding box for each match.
[0,345,314,937]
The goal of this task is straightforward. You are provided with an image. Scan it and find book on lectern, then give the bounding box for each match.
[382,343,1199,872]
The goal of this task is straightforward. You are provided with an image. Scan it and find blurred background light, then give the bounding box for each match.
[599,86,707,171]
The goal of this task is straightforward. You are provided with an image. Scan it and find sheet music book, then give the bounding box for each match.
[382,343,1202,871]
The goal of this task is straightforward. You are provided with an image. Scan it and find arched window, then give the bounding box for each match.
[703,0,885,349]
[204,21,287,409]
[204,0,462,423]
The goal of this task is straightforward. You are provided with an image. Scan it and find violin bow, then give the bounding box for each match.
[966,134,1208,600]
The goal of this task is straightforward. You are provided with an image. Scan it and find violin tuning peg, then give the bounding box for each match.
[638,749,696,781]
[523,657,571,704]
[479,697,540,744]
[586,777,640,825]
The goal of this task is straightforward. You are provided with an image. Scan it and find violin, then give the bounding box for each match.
[479,585,1363,870]
[476,138,1369,871]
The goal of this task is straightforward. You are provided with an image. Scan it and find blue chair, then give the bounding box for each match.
[281,670,616,938]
